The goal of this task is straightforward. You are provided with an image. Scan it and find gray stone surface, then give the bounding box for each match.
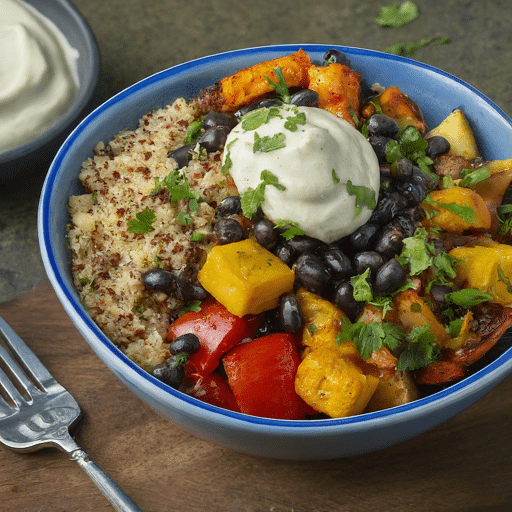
[1,0,512,303]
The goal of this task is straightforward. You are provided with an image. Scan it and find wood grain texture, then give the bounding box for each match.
[1,283,511,512]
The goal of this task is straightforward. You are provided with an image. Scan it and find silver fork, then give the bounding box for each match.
[0,316,142,512]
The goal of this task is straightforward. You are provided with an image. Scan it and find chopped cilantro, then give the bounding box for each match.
[497,263,512,294]
[253,132,286,153]
[346,180,377,218]
[274,219,305,240]
[374,1,418,28]
[127,207,156,234]
[190,232,206,242]
[221,138,238,176]
[184,119,203,143]
[385,36,450,58]
[241,107,283,131]
[264,66,291,103]
[497,203,512,236]
[350,268,373,302]
[240,170,285,218]
[332,169,340,184]
[176,211,194,225]
[284,112,307,132]
[445,288,493,308]
[336,317,403,360]
[397,325,441,371]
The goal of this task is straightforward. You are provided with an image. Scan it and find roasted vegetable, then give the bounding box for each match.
[365,371,419,412]
[421,187,491,233]
[449,238,512,305]
[194,49,311,113]
[307,63,361,125]
[222,333,305,419]
[426,109,480,160]
[198,239,295,317]
[377,86,428,133]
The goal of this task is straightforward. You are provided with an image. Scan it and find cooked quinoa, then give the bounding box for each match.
[67,98,237,370]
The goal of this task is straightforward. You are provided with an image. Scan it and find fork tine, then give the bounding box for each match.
[0,316,56,392]
[0,363,26,409]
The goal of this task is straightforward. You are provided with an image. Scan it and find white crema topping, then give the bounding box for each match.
[0,0,80,153]
[222,105,380,243]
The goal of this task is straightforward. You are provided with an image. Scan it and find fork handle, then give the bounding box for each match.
[71,449,142,512]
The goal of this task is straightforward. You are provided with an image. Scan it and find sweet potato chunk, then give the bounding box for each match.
[421,187,491,233]
[307,63,361,125]
[194,49,311,113]
[198,239,295,317]
[378,86,427,133]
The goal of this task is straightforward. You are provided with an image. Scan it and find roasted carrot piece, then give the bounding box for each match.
[378,86,428,133]
[194,49,311,113]
[307,63,361,125]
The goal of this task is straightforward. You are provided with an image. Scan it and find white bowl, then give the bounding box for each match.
[38,44,512,460]
[0,0,100,182]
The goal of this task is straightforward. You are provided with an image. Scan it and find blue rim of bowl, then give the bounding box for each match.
[0,0,101,165]
[39,43,512,431]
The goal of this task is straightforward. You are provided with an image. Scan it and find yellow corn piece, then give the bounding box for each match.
[421,187,491,233]
[295,347,379,418]
[198,238,295,317]
[449,239,512,305]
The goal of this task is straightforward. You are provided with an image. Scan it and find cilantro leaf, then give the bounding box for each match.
[350,268,373,302]
[374,1,418,27]
[346,180,377,218]
[253,132,286,153]
[184,119,203,143]
[240,170,285,218]
[424,193,475,224]
[445,288,493,308]
[284,112,307,132]
[497,263,512,294]
[385,36,450,58]
[397,326,441,371]
[274,219,305,240]
[332,169,340,184]
[221,137,238,176]
[264,66,291,103]
[397,227,432,275]
[241,107,283,131]
[127,207,156,234]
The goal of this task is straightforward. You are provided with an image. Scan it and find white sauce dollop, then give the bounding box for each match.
[223,105,380,243]
[0,0,80,153]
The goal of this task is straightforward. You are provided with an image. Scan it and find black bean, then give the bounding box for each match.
[369,191,409,225]
[173,274,210,303]
[168,144,194,168]
[234,97,280,119]
[374,258,406,295]
[430,285,452,306]
[395,177,428,206]
[198,125,231,152]
[253,218,278,250]
[395,206,425,237]
[151,358,185,389]
[367,114,400,138]
[279,294,303,334]
[294,253,331,295]
[169,333,201,356]
[286,235,322,255]
[216,196,241,217]
[374,222,405,259]
[333,281,361,320]
[214,218,244,245]
[320,246,353,280]
[202,110,237,130]
[369,135,393,163]
[322,49,351,67]
[274,243,296,267]
[141,269,209,303]
[426,135,451,158]
[353,251,384,278]
[349,223,380,251]
[289,89,319,107]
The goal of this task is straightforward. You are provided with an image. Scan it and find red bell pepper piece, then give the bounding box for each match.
[183,372,240,412]
[166,299,262,377]
[222,333,305,420]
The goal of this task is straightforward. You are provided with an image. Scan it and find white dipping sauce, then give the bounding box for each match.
[223,105,380,243]
[0,0,79,153]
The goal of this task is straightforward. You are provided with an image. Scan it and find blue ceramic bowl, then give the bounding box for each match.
[0,0,100,182]
[38,44,512,460]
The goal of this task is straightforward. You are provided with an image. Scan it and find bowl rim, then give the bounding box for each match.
[0,0,101,165]
[39,43,512,432]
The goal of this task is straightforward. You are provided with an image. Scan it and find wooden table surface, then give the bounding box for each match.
[1,283,511,512]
